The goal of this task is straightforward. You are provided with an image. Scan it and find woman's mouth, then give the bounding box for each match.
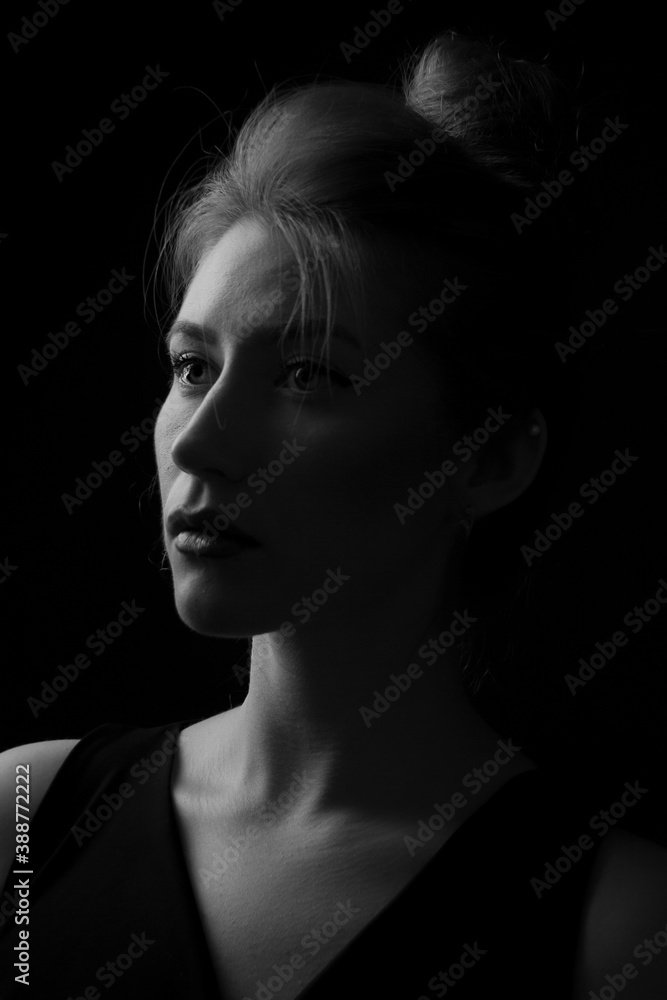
[167,506,261,558]
[173,529,260,559]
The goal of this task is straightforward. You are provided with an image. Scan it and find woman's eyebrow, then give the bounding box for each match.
[163,319,362,352]
[260,323,362,352]
[162,319,217,351]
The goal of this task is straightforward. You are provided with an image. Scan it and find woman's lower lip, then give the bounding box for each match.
[173,530,259,558]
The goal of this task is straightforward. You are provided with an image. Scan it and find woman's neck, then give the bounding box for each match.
[190,577,535,829]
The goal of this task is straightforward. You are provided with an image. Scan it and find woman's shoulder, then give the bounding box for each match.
[575,825,667,994]
[0,738,82,885]
[0,737,82,808]
[0,719,191,865]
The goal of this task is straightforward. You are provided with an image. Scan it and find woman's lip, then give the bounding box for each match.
[166,507,259,544]
[173,530,261,558]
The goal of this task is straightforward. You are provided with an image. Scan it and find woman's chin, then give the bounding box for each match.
[172,584,277,640]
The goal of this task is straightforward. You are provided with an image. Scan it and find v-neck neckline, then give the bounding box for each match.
[166,719,540,999]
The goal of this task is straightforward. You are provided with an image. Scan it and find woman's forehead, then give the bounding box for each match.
[178,217,451,355]
[187,220,294,302]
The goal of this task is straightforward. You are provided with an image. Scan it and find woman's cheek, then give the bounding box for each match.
[153,400,184,486]
[279,423,436,529]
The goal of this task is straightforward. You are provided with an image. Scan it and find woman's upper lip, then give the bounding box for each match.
[166,507,258,543]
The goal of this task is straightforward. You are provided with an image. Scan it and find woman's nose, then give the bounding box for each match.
[169,384,238,480]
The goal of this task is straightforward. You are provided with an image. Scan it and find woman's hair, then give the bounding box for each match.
[159,30,586,697]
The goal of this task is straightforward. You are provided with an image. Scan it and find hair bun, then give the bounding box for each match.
[404,31,576,191]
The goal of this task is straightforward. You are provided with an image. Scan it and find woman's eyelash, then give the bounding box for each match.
[167,351,203,381]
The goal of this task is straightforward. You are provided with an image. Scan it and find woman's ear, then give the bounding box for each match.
[457,408,548,520]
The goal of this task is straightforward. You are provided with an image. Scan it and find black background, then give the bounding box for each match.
[2,2,666,839]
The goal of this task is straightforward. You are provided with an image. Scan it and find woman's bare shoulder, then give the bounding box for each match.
[575,826,667,995]
[0,738,81,885]
[0,738,82,798]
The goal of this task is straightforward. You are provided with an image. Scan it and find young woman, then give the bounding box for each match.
[2,30,666,999]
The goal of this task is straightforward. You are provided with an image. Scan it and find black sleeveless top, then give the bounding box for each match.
[0,720,603,998]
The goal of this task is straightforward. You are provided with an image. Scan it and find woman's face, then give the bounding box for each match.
[154,217,470,637]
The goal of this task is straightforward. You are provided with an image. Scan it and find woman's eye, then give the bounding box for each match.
[167,351,350,395]
[279,359,350,394]
[168,352,214,386]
